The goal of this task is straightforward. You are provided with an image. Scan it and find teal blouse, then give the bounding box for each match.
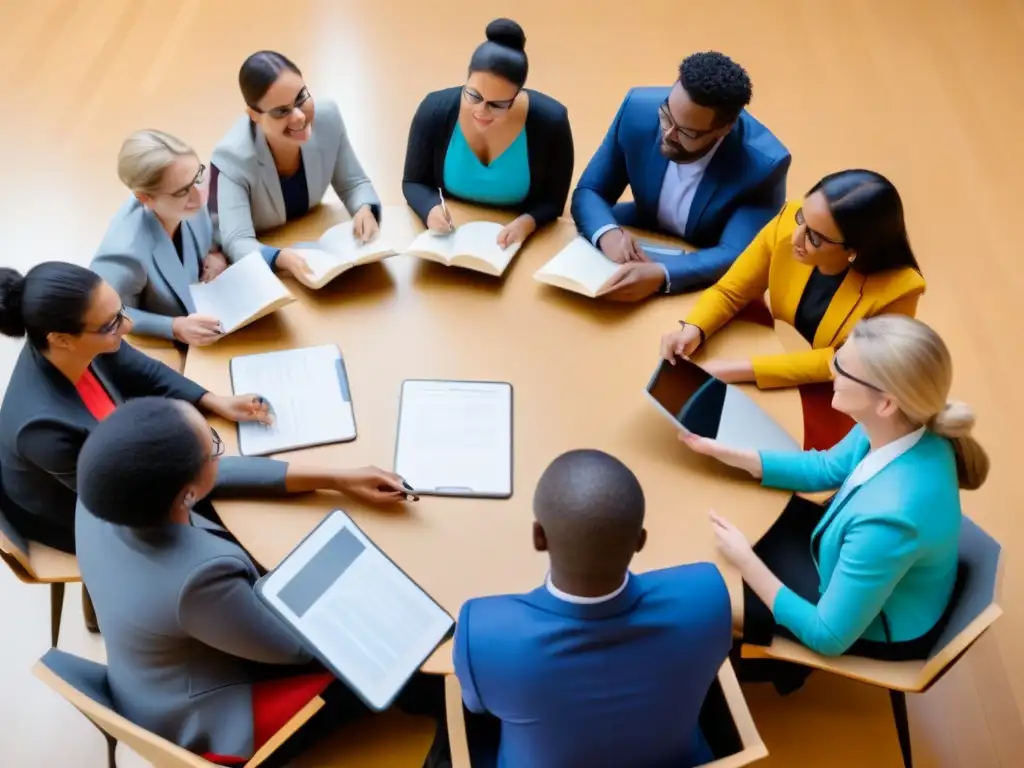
[443,125,531,206]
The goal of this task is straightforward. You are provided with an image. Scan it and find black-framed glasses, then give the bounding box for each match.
[209,427,225,459]
[88,306,129,335]
[462,86,517,112]
[253,87,312,119]
[170,164,205,198]
[658,99,717,142]
[795,207,844,249]
[832,355,883,392]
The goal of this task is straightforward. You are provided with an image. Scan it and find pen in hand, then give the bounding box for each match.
[438,187,455,233]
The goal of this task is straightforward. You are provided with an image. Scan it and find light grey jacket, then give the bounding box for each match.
[75,457,313,758]
[211,98,380,261]
[90,198,212,340]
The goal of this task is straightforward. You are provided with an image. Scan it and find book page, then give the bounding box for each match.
[189,252,293,333]
[232,345,356,456]
[533,237,619,297]
[316,221,399,266]
[452,221,520,274]
[394,380,512,497]
[407,230,454,263]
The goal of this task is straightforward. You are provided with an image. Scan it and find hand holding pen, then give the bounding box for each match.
[427,188,456,234]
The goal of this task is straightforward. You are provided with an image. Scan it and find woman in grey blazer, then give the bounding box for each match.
[91,130,226,347]
[0,262,413,553]
[76,398,445,765]
[211,50,383,281]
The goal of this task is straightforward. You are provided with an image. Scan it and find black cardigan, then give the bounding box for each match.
[402,86,574,228]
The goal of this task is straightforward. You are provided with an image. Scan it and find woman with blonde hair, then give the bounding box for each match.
[680,314,987,660]
[90,129,226,347]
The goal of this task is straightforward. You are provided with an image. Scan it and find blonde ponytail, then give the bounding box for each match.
[851,316,989,490]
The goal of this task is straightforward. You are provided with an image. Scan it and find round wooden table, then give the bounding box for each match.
[183,203,804,673]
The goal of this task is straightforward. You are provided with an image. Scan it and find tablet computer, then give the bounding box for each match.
[645,358,799,454]
[255,510,454,711]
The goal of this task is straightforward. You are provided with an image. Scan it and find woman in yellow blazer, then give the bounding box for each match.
[660,169,925,389]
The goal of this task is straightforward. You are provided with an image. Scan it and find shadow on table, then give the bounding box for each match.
[304,262,399,306]
[408,258,511,298]
[533,285,640,327]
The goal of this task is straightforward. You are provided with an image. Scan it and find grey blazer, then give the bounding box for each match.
[211,98,381,262]
[76,468,310,759]
[90,198,212,340]
[0,341,208,537]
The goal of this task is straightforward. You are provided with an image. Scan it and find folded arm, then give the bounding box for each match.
[108,342,207,403]
[179,556,311,664]
[90,253,177,340]
[759,426,865,493]
[773,516,919,655]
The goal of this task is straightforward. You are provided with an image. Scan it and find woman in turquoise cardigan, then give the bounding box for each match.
[681,315,989,658]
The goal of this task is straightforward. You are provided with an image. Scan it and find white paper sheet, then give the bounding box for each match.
[394,380,512,497]
[258,510,453,711]
[231,344,356,456]
[533,236,620,297]
[189,252,291,332]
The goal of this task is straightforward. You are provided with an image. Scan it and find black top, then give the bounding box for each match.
[0,342,207,534]
[402,86,575,228]
[794,268,848,343]
[172,226,185,264]
[280,159,311,222]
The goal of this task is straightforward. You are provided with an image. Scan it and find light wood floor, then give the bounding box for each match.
[2,0,1023,765]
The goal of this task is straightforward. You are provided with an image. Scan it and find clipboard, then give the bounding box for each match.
[393,379,514,499]
[255,509,455,712]
[229,344,357,456]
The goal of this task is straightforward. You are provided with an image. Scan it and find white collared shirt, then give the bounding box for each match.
[654,138,723,238]
[840,426,926,499]
[545,572,630,605]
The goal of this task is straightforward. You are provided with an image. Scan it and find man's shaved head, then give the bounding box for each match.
[533,449,646,583]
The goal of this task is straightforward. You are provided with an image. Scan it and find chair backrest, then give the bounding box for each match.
[34,648,215,768]
[444,662,767,768]
[918,515,1004,686]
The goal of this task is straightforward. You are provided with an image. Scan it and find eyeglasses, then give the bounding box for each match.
[658,99,717,142]
[795,207,844,249]
[253,87,312,119]
[832,354,883,392]
[170,164,205,198]
[209,427,225,459]
[462,87,517,112]
[87,306,129,336]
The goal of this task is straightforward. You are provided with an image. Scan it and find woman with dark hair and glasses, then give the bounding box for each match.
[75,398,446,766]
[90,130,227,348]
[0,262,411,555]
[211,51,382,282]
[402,18,574,248]
[660,170,925,390]
[677,315,988,666]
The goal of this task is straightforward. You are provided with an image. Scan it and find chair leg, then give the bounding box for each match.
[50,582,66,647]
[82,586,99,634]
[889,689,913,767]
[104,730,117,768]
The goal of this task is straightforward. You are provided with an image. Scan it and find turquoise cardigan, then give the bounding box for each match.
[759,425,962,656]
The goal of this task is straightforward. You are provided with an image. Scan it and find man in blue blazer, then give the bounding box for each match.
[572,52,791,300]
[453,449,733,768]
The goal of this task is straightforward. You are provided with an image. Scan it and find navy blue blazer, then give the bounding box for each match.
[571,87,790,294]
[453,563,733,768]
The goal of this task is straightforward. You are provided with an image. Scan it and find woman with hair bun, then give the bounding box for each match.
[679,314,987,660]
[403,18,574,248]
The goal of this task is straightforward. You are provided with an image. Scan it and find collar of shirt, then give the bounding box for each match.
[545,572,630,605]
[845,426,926,491]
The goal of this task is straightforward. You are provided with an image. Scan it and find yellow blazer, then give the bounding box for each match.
[685,201,926,389]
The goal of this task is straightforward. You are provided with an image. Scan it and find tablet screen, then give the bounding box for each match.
[258,510,454,711]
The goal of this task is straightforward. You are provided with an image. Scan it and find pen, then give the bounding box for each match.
[438,187,455,233]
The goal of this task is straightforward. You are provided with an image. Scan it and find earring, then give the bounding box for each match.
[848,254,856,263]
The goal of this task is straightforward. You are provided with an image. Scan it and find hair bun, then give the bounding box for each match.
[929,400,976,439]
[0,267,27,338]
[485,18,526,52]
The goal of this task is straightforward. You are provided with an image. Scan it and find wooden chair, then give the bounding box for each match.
[741,515,1003,768]
[34,649,438,768]
[445,660,768,768]
[0,507,80,647]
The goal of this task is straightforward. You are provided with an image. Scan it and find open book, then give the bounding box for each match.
[533,237,620,298]
[292,221,399,289]
[189,252,295,335]
[406,221,521,277]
